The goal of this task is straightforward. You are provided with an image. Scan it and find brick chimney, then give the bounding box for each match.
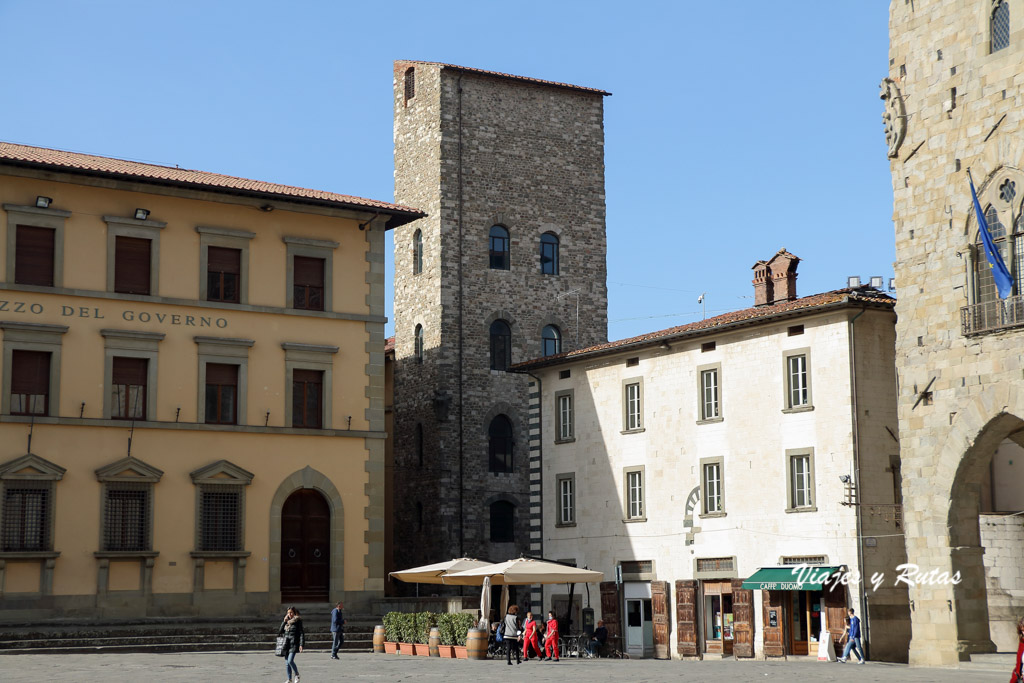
[752,249,800,306]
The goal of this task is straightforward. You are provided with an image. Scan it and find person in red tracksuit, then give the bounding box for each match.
[522,612,542,661]
[543,611,560,662]
[1010,616,1024,683]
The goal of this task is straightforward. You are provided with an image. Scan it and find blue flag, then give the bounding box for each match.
[969,175,1013,299]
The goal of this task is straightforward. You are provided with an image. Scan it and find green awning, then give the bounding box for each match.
[741,566,842,591]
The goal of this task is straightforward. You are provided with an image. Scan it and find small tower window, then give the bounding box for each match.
[489,319,512,371]
[542,325,562,357]
[404,67,416,101]
[413,229,423,275]
[488,415,514,472]
[992,1,1010,53]
[540,232,560,275]
[414,324,424,363]
[489,225,510,270]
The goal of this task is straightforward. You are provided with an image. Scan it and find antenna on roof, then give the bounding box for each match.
[697,293,706,319]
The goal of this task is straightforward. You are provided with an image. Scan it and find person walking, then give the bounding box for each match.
[839,608,865,664]
[330,601,346,660]
[503,605,522,665]
[278,606,305,683]
[1009,616,1024,683]
[543,611,560,662]
[522,611,542,661]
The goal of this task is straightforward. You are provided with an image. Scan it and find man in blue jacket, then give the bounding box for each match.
[330,601,346,659]
[839,608,865,664]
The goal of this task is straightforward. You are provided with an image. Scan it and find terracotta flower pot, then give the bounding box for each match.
[384,641,398,654]
[399,642,415,655]
[438,645,455,658]
[453,645,468,659]
[414,642,430,656]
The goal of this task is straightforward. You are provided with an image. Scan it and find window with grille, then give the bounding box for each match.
[2,483,50,551]
[111,356,148,420]
[292,369,323,429]
[103,484,150,551]
[10,349,50,416]
[293,256,325,311]
[14,225,55,286]
[489,225,510,270]
[625,382,642,430]
[412,229,423,275]
[488,414,514,472]
[404,67,415,101]
[542,325,561,357]
[540,232,559,275]
[489,500,515,542]
[558,475,575,525]
[701,368,720,419]
[787,354,809,407]
[489,320,511,370]
[696,557,735,573]
[782,555,827,566]
[199,486,243,551]
[703,462,722,513]
[114,236,152,295]
[626,469,644,519]
[205,363,238,425]
[790,454,813,508]
[207,246,241,303]
[992,0,1010,53]
[557,393,574,441]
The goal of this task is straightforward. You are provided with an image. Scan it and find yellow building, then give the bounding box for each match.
[0,142,420,618]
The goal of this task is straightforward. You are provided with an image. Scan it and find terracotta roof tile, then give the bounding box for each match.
[384,336,395,353]
[0,142,424,221]
[513,287,895,370]
[402,61,611,96]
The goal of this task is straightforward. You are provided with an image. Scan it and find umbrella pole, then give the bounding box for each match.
[566,583,576,632]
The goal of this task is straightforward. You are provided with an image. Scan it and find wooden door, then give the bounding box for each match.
[731,579,754,658]
[600,581,620,639]
[824,581,848,653]
[281,489,330,601]
[762,589,785,657]
[675,579,699,657]
[651,580,670,659]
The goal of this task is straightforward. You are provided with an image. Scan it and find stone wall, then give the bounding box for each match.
[980,513,1024,650]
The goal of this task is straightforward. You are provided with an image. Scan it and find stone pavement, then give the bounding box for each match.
[0,652,1011,682]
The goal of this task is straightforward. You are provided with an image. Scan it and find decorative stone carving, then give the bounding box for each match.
[880,78,907,159]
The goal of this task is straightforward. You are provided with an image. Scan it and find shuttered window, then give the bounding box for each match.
[10,350,50,416]
[207,246,241,303]
[114,236,152,295]
[205,363,238,425]
[111,356,147,419]
[292,369,323,428]
[293,256,325,311]
[14,225,55,286]
[2,484,51,551]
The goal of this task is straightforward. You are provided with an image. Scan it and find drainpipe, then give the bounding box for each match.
[848,303,869,659]
[457,74,465,559]
[528,371,544,611]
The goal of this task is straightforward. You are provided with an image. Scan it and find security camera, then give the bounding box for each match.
[839,474,851,484]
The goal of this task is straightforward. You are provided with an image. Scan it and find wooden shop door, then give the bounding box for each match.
[675,579,699,657]
[652,580,670,659]
[762,589,785,657]
[281,489,330,602]
[731,579,755,658]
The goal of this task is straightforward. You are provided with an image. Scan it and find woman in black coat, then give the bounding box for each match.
[278,606,305,683]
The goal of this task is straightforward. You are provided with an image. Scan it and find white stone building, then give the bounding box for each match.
[514,254,910,662]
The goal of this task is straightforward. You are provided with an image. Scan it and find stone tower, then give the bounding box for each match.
[391,61,609,579]
[888,0,1024,667]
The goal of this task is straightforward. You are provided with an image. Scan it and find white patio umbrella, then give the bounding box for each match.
[442,557,604,586]
[389,557,491,585]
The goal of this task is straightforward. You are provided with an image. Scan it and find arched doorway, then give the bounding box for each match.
[281,489,330,602]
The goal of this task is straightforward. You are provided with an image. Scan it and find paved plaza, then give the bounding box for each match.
[0,651,1012,682]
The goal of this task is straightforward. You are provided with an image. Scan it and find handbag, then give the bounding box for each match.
[275,635,288,657]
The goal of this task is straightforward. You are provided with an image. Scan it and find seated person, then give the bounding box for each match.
[588,620,608,656]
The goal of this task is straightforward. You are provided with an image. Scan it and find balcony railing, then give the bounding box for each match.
[961,295,1024,335]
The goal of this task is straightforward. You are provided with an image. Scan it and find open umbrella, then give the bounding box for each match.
[389,557,491,585]
[442,557,604,586]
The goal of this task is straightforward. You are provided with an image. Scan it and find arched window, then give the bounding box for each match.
[966,171,1024,334]
[489,500,515,543]
[414,324,424,363]
[489,225,510,270]
[404,67,416,101]
[415,422,424,466]
[489,319,512,371]
[413,229,423,275]
[488,414,514,472]
[992,1,1010,53]
[542,325,562,356]
[540,232,559,275]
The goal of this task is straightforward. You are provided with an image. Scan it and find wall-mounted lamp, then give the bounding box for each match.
[134,208,150,221]
[659,341,671,350]
[869,276,884,288]
[839,474,851,483]
[35,196,52,209]
[847,276,861,288]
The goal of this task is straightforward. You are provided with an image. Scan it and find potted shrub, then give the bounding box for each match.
[398,613,416,655]
[415,611,438,656]
[452,613,475,659]
[436,613,456,658]
[383,612,400,654]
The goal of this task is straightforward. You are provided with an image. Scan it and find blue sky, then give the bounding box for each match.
[0,1,893,340]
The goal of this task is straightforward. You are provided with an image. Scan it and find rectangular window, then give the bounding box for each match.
[199,486,242,551]
[10,349,50,416]
[626,468,644,520]
[787,354,809,407]
[703,461,723,514]
[1,483,50,551]
[292,368,323,428]
[293,256,325,311]
[206,246,241,303]
[557,392,574,441]
[103,485,150,552]
[205,363,239,425]
[113,235,152,295]
[701,368,719,419]
[790,454,813,508]
[558,475,575,525]
[625,382,642,431]
[14,225,55,286]
[111,356,148,420]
